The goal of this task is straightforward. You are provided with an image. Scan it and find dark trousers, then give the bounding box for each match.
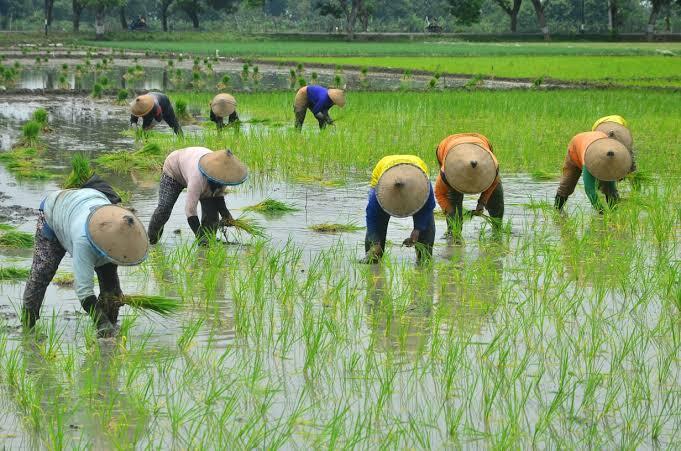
[23,213,121,324]
[365,212,436,262]
[445,181,504,236]
[294,105,328,129]
[198,197,221,239]
[148,173,184,244]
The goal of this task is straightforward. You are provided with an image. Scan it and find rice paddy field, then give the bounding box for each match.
[0,39,680,448]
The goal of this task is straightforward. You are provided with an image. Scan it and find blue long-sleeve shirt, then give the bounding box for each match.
[366,186,435,236]
[306,85,334,116]
[43,189,113,301]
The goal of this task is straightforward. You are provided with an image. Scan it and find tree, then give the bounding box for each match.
[72,0,84,31]
[159,0,173,31]
[646,0,680,40]
[447,0,484,25]
[45,0,54,26]
[492,0,522,31]
[119,4,127,29]
[530,0,550,40]
[84,0,125,39]
[314,0,371,39]
[175,0,239,29]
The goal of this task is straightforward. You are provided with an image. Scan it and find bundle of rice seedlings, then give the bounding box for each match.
[244,198,299,215]
[0,266,30,280]
[309,222,363,234]
[62,153,94,189]
[122,295,182,317]
[31,108,49,129]
[52,272,74,287]
[223,215,265,237]
[0,230,34,248]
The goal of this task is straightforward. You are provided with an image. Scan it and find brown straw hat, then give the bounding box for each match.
[328,89,346,108]
[376,164,430,218]
[584,137,632,181]
[87,205,149,265]
[443,143,497,194]
[130,94,155,117]
[198,149,248,185]
[594,121,633,150]
[210,93,237,118]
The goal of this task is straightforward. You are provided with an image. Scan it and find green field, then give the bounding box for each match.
[272,55,681,86]
[85,38,681,57]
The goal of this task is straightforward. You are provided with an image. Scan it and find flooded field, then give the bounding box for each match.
[0,91,679,448]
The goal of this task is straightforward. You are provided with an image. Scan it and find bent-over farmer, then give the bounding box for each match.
[554,131,634,212]
[147,147,248,244]
[434,133,503,238]
[210,93,239,129]
[361,155,435,264]
[592,115,633,151]
[130,92,182,135]
[294,85,345,129]
[22,185,148,336]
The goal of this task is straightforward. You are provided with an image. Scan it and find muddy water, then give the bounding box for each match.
[2,56,534,92]
[0,93,599,448]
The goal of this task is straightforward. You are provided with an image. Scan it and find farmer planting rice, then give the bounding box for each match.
[592,115,633,151]
[210,93,239,129]
[22,185,149,336]
[434,133,504,239]
[147,147,248,244]
[294,85,345,129]
[361,155,435,264]
[130,92,183,135]
[554,130,635,212]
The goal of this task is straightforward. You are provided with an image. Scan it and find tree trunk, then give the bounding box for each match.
[119,6,128,30]
[346,0,359,40]
[647,2,661,42]
[184,9,199,29]
[45,0,54,26]
[493,0,522,33]
[530,0,550,41]
[510,13,518,32]
[95,9,105,40]
[161,3,169,31]
[72,0,82,32]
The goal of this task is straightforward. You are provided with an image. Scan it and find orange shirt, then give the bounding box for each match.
[568,131,608,169]
[434,133,500,212]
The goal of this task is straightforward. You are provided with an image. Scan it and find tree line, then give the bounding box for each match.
[1,0,679,40]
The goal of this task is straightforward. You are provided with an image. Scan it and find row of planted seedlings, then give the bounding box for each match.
[0,184,678,447]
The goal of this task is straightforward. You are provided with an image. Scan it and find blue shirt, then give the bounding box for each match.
[366,186,435,236]
[43,189,113,301]
[306,85,335,116]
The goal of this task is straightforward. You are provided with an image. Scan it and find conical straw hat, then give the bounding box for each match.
[198,149,248,185]
[130,94,154,117]
[584,137,632,181]
[443,143,497,194]
[210,93,237,117]
[376,164,430,218]
[328,89,346,108]
[87,205,149,265]
[594,121,633,150]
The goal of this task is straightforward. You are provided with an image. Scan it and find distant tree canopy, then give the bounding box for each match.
[1,0,679,39]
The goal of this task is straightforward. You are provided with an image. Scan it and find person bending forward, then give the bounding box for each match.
[294,85,345,129]
[130,92,183,135]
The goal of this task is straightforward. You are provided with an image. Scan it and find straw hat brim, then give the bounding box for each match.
[328,89,346,108]
[130,94,154,117]
[594,122,633,150]
[198,150,248,185]
[584,137,632,181]
[443,143,497,194]
[87,205,149,265]
[376,164,430,218]
[211,93,237,117]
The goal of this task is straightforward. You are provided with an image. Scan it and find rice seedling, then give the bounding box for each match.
[243,198,299,215]
[222,215,265,237]
[116,89,129,103]
[62,153,95,189]
[18,120,42,147]
[91,83,103,99]
[0,266,29,280]
[95,142,165,173]
[52,272,74,287]
[121,295,182,317]
[31,108,49,129]
[308,222,363,233]
[0,230,34,248]
[0,147,51,179]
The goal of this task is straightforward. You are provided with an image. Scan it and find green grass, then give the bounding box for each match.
[84,39,681,57]
[243,198,299,215]
[109,89,679,182]
[270,55,681,87]
[0,266,29,280]
[0,230,34,248]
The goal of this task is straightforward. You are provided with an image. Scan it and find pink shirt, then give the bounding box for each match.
[162,147,225,217]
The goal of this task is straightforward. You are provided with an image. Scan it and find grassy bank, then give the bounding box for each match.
[271,55,681,87]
